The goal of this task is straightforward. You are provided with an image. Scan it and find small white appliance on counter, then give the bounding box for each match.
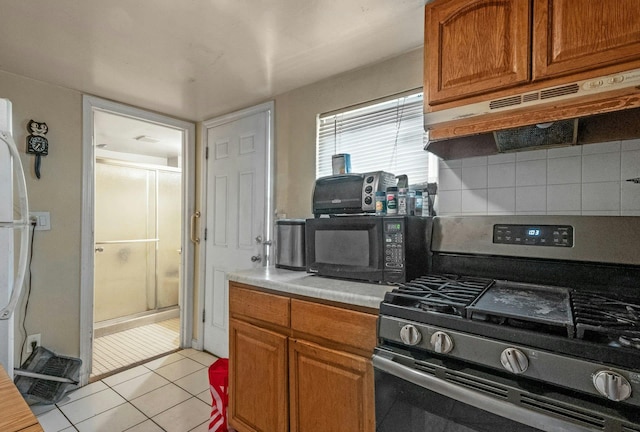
[0,98,31,377]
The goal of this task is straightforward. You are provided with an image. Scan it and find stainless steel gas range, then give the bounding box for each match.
[374,216,640,432]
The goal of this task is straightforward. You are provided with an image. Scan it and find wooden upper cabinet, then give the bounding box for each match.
[426,0,532,105]
[533,0,640,80]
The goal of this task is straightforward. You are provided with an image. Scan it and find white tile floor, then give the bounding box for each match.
[32,349,219,432]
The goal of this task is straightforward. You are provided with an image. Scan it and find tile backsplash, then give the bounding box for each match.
[435,139,640,216]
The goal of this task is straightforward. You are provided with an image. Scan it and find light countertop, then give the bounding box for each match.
[227,267,395,310]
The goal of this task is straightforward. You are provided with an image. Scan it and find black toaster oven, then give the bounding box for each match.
[312,171,396,216]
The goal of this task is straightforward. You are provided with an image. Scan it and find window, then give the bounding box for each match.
[316,92,437,186]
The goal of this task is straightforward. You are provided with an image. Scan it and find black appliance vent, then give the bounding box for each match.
[415,363,436,376]
[442,368,608,429]
[520,395,605,429]
[444,371,509,399]
[494,119,577,152]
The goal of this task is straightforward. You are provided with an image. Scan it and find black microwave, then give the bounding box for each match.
[305,216,433,283]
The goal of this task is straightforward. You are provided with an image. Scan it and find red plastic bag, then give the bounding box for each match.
[208,358,229,432]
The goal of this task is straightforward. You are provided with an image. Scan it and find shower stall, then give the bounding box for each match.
[94,160,181,331]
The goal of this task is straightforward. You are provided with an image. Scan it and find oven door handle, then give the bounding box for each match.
[372,352,597,432]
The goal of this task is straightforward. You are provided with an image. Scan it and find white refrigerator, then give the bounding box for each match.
[0,98,30,377]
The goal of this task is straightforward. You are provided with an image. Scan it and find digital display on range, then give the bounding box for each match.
[493,224,573,247]
[527,228,541,237]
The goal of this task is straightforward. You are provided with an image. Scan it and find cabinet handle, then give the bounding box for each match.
[191,211,201,244]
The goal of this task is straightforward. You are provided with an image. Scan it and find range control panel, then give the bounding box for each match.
[493,224,573,247]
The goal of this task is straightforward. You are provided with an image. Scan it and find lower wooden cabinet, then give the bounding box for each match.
[229,318,288,432]
[228,282,377,432]
[289,339,374,432]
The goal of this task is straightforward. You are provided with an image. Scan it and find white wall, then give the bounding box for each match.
[0,70,83,362]
[274,48,423,218]
[436,139,640,216]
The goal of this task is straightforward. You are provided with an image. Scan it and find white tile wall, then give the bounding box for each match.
[435,139,640,216]
[488,188,515,213]
[461,165,488,189]
[516,159,546,186]
[488,163,515,188]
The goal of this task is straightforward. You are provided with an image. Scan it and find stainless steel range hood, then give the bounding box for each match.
[424,68,640,159]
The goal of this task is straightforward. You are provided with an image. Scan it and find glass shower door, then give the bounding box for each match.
[94,161,180,323]
[156,170,181,309]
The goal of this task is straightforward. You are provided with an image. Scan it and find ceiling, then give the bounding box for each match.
[0,0,426,122]
[94,110,183,163]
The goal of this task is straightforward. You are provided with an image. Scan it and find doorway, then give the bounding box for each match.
[199,102,274,358]
[80,96,196,385]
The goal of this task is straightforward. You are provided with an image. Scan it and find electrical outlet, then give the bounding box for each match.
[29,211,51,231]
[26,334,41,354]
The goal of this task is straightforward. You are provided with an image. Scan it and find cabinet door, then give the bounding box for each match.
[229,319,288,432]
[426,0,531,105]
[289,339,374,432]
[533,0,640,80]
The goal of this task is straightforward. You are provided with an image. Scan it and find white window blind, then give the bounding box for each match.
[317,92,434,185]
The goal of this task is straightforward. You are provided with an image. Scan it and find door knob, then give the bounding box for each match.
[95,247,104,253]
[251,255,262,262]
[255,236,272,246]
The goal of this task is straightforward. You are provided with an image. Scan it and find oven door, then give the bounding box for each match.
[373,348,609,432]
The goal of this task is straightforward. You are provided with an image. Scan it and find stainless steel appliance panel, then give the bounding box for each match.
[275,219,305,270]
[432,216,640,265]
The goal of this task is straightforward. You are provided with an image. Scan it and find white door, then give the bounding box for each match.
[203,103,273,357]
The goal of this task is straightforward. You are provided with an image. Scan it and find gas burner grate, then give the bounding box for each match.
[387,274,492,317]
[572,292,640,343]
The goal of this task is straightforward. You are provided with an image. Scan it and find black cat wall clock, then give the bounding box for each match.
[26,120,48,179]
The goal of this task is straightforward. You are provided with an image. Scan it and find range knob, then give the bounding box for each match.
[500,348,529,374]
[593,370,632,402]
[399,324,422,346]
[430,331,454,354]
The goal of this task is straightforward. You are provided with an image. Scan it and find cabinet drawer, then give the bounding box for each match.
[290,299,377,353]
[229,283,290,328]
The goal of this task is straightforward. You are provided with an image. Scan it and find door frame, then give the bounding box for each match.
[80,95,196,385]
[194,101,275,351]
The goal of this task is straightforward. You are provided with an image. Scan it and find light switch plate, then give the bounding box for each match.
[29,211,51,231]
